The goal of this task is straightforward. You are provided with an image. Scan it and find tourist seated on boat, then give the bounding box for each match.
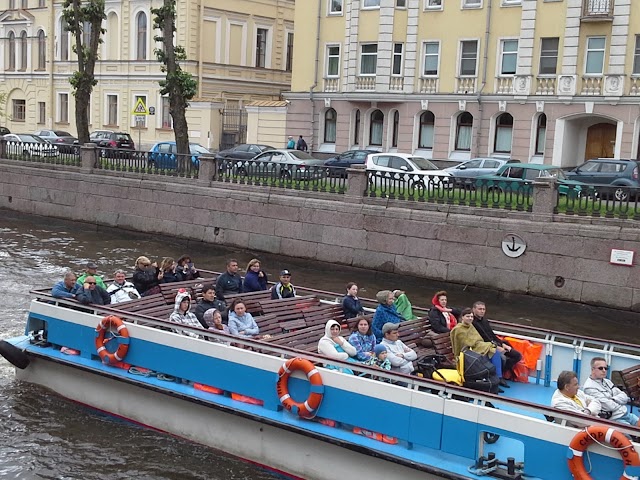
[552,371,601,422]
[228,299,260,338]
[215,258,243,302]
[194,284,227,328]
[76,276,111,306]
[176,255,199,282]
[450,308,504,382]
[472,301,522,381]
[133,256,162,296]
[76,261,106,290]
[243,258,268,292]
[372,290,405,342]
[52,271,82,299]
[348,316,376,362]
[203,308,230,345]
[365,344,392,381]
[393,290,417,321]
[380,322,417,376]
[107,269,141,304]
[318,319,358,374]
[169,289,203,338]
[159,257,179,283]
[583,357,640,426]
[342,282,364,319]
[428,290,460,334]
[271,269,296,299]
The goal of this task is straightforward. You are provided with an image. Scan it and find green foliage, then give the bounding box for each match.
[0,92,7,119]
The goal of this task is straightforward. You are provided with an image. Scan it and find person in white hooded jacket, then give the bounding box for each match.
[169,289,203,338]
[318,320,357,361]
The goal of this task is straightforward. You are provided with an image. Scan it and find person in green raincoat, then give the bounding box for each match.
[393,290,417,320]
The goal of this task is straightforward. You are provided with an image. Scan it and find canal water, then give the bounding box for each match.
[0,209,638,479]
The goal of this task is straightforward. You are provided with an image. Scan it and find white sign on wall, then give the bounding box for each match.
[610,249,635,266]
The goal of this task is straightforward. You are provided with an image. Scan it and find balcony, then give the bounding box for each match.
[535,77,556,95]
[581,0,613,22]
[355,75,376,91]
[456,77,477,94]
[323,78,340,93]
[581,76,603,95]
[495,77,513,95]
[630,78,640,96]
[389,77,404,91]
[418,77,438,94]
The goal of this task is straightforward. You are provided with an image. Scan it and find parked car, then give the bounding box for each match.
[475,163,586,196]
[365,153,452,189]
[565,158,640,201]
[90,130,135,156]
[233,149,326,180]
[444,157,518,178]
[215,144,276,161]
[4,133,59,157]
[34,130,78,154]
[148,141,210,170]
[0,126,10,135]
[324,149,378,177]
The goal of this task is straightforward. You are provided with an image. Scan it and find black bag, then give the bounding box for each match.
[459,349,500,394]
[416,354,449,377]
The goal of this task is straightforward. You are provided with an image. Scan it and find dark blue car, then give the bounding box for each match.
[148,141,210,169]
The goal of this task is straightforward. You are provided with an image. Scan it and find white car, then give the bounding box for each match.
[4,134,59,158]
[365,153,451,188]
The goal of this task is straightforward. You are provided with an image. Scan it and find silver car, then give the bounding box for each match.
[444,157,518,177]
[238,149,326,180]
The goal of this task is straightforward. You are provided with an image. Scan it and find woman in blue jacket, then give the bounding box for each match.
[243,258,268,292]
[371,290,405,342]
[342,282,364,319]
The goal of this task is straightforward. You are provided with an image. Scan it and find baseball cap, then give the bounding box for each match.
[87,261,98,269]
[382,322,399,334]
[280,269,291,276]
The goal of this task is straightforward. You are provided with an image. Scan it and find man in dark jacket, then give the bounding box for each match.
[77,276,111,305]
[215,258,243,301]
[472,301,522,385]
[296,135,308,151]
[194,284,227,328]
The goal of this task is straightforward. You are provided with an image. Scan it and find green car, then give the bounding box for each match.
[475,163,586,196]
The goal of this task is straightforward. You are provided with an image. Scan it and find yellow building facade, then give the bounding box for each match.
[286,0,640,167]
[0,0,294,149]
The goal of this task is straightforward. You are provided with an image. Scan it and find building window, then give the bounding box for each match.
[360,44,377,75]
[19,31,27,70]
[326,45,340,77]
[455,112,473,151]
[391,111,399,148]
[423,41,439,76]
[369,109,384,146]
[82,21,92,48]
[353,109,360,145]
[397,0,407,7]
[285,32,294,72]
[256,28,268,68]
[539,37,559,75]
[107,95,118,125]
[463,0,482,7]
[8,32,15,70]
[38,102,46,124]
[136,12,147,60]
[634,36,640,75]
[459,40,478,76]
[426,0,443,8]
[21,0,27,7]
[585,36,606,75]
[329,0,343,14]
[60,20,69,61]
[9,0,15,9]
[392,43,403,76]
[494,113,514,153]
[500,39,518,75]
[162,96,172,128]
[324,108,337,143]
[37,30,46,69]
[363,0,381,7]
[59,93,69,123]
[418,111,435,149]
[12,99,25,121]
[39,0,45,6]
[535,114,547,155]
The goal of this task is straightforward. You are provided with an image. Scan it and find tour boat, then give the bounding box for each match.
[1,277,639,480]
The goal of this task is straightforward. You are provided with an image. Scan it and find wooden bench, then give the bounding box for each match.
[109,293,165,312]
[225,290,272,314]
[257,296,321,323]
[159,279,214,304]
[615,364,640,409]
[431,331,455,365]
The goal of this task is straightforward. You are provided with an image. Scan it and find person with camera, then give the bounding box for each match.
[76,276,111,305]
[583,357,640,426]
[176,255,199,282]
[107,269,141,304]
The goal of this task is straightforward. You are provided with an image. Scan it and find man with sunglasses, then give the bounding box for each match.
[77,275,111,306]
[584,357,640,426]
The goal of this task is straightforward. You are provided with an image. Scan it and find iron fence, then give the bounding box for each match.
[4,140,81,167]
[95,148,199,178]
[216,159,348,194]
[582,0,613,17]
[557,184,640,220]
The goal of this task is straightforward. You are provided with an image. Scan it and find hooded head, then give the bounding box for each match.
[174,288,191,312]
[376,290,392,304]
[373,344,387,357]
[324,319,342,338]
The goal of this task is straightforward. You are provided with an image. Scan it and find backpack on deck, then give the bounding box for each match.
[458,349,500,394]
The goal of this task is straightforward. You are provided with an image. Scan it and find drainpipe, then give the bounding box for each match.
[198,0,204,98]
[309,0,322,151]
[49,1,55,129]
[474,0,492,156]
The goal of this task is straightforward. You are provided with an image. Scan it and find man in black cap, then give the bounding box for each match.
[77,261,106,289]
[271,269,296,299]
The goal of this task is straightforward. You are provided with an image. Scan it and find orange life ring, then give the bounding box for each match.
[568,425,640,480]
[276,357,324,418]
[95,315,130,365]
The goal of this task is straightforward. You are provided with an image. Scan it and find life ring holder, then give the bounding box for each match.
[276,357,324,419]
[95,315,130,365]
[567,425,640,480]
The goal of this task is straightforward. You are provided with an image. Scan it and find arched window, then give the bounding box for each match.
[82,21,91,47]
[8,32,15,70]
[391,110,399,148]
[324,108,337,143]
[107,13,119,60]
[20,31,27,70]
[369,109,384,146]
[494,113,514,153]
[418,111,435,149]
[535,114,547,155]
[60,19,69,60]
[353,109,360,145]
[37,30,46,70]
[455,112,473,151]
[136,12,147,60]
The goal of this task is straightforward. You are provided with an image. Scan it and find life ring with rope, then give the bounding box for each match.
[276,357,324,418]
[567,425,640,480]
[95,315,130,365]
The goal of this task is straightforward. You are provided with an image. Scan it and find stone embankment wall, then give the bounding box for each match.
[1,159,639,311]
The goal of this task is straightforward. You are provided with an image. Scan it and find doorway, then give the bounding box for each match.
[585,123,616,160]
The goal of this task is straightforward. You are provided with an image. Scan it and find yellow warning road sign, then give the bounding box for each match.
[132,98,149,115]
